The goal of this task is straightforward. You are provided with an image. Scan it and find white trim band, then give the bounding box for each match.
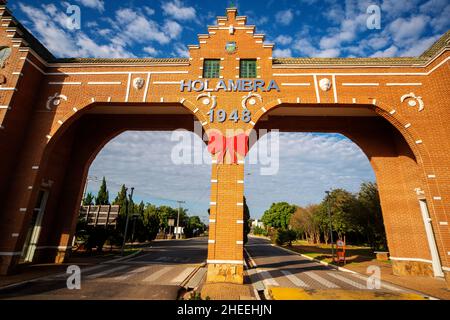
[209,219,216,223]
[342,83,379,86]
[236,220,244,224]
[207,259,244,265]
[208,240,215,244]
[390,257,432,264]
[236,241,244,245]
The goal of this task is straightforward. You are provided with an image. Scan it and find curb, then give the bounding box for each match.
[273,244,440,300]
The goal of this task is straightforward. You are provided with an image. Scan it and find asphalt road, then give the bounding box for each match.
[244,236,418,296]
[0,238,207,300]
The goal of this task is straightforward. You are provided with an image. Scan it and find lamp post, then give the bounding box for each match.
[325,190,335,262]
[176,200,186,239]
[121,187,134,256]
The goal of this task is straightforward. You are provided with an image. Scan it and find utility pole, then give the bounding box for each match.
[121,187,134,256]
[176,200,185,239]
[325,190,335,262]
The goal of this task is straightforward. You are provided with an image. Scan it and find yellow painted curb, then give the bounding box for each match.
[269,287,427,300]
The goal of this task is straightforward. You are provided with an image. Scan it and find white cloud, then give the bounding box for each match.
[400,35,440,57]
[75,0,105,12]
[275,35,293,45]
[19,3,132,58]
[275,9,294,26]
[172,43,189,57]
[162,0,196,21]
[273,48,292,58]
[143,46,158,56]
[388,15,429,44]
[164,20,183,39]
[370,45,398,57]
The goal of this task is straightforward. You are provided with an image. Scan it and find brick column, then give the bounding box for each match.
[206,163,245,284]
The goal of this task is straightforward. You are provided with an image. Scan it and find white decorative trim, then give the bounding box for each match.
[236,241,244,245]
[389,109,396,115]
[207,259,244,265]
[249,121,255,126]
[73,107,78,112]
[415,140,423,144]
[313,75,320,103]
[352,98,356,104]
[439,222,448,226]
[180,98,186,104]
[297,97,301,103]
[125,73,131,102]
[405,123,411,128]
[201,121,208,126]
[31,166,39,170]
[160,97,164,102]
[386,83,422,86]
[0,105,10,109]
[48,82,81,85]
[11,233,19,238]
[209,219,216,223]
[153,81,181,85]
[0,87,17,91]
[427,174,436,178]
[143,73,151,102]
[342,83,379,86]
[211,179,218,183]
[433,197,442,200]
[332,75,338,103]
[237,180,244,184]
[87,81,121,85]
[390,257,432,264]
[19,208,26,212]
[401,92,424,112]
[443,266,450,271]
[57,120,63,125]
[0,252,22,256]
[237,202,244,206]
[193,108,199,113]
[46,135,52,140]
[91,97,96,103]
[261,107,267,112]
[277,98,282,104]
[281,83,310,86]
[210,202,217,205]
[372,99,377,105]
[208,240,215,244]
[27,186,33,190]
[238,160,245,164]
[236,220,244,224]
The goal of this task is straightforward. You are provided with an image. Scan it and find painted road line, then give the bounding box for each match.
[304,272,340,289]
[258,270,279,287]
[113,266,151,280]
[349,273,405,292]
[281,270,309,288]
[143,266,174,283]
[171,267,196,284]
[86,265,129,279]
[327,272,367,289]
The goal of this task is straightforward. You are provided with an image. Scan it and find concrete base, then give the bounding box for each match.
[201,282,255,300]
[392,259,434,277]
[206,263,244,284]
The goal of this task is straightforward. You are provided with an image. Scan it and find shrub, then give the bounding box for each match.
[272,229,297,246]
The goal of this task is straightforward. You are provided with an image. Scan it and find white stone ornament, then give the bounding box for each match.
[241,92,262,109]
[46,93,68,110]
[401,92,424,112]
[197,92,217,109]
[133,77,145,90]
[319,78,332,91]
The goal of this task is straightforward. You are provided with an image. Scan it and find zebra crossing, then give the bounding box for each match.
[79,264,198,286]
[250,268,407,292]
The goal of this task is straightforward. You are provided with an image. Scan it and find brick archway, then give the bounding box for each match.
[0,5,449,285]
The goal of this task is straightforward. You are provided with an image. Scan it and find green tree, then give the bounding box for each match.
[262,202,297,230]
[113,184,127,216]
[185,216,206,238]
[322,189,360,239]
[357,182,387,250]
[243,196,251,244]
[290,205,321,243]
[83,192,94,205]
[95,177,110,205]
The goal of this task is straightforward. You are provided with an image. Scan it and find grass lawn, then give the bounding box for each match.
[285,240,385,266]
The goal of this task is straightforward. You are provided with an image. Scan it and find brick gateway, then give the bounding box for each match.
[0,5,449,286]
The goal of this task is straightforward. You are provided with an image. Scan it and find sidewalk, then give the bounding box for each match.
[285,243,450,300]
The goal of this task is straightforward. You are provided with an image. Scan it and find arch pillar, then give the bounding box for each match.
[206,163,245,284]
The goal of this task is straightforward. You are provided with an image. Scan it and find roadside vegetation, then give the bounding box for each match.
[76,177,207,252]
[253,182,387,253]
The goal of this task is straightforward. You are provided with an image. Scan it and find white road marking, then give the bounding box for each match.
[86,265,129,279]
[304,272,340,288]
[258,270,279,287]
[143,267,174,283]
[281,270,309,288]
[113,266,151,280]
[350,273,404,292]
[327,272,366,289]
[171,267,196,284]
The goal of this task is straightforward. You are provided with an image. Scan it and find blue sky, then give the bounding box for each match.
[7,0,450,220]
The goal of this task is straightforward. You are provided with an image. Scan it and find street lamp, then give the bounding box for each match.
[325,190,335,262]
[176,200,186,239]
[121,187,134,256]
